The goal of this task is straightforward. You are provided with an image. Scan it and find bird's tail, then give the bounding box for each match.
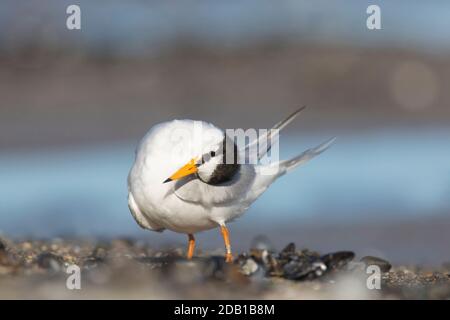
[277,137,336,173]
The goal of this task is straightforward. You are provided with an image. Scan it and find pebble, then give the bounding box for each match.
[201,256,230,279]
[91,246,108,260]
[321,251,355,270]
[269,243,353,280]
[240,257,259,276]
[0,238,6,251]
[282,258,325,280]
[360,256,392,273]
[0,238,17,267]
[0,241,9,266]
[36,252,65,272]
[279,242,296,256]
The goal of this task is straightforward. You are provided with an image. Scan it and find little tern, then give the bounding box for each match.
[128,108,334,262]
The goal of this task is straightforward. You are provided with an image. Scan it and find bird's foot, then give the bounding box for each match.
[225,253,233,263]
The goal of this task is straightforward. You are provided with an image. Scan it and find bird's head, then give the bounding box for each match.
[164,135,239,185]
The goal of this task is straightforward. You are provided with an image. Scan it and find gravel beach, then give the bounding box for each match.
[1,237,449,299]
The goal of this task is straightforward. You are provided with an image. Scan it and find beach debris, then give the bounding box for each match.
[239,256,259,276]
[36,252,65,272]
[0,238,20,274]
[321,251,355,271]
[236,242,355,281]
[278,244,354,280]
[83,245,108,269]
[0,236,449,299]
[360,256,392,273]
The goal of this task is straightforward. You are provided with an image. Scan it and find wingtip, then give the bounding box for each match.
[327,136,337,144]
[298,105,307,112]
[292,105,307,116]
[275,105,307,130]
[317,136,337,153]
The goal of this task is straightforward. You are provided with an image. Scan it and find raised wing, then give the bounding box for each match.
[240,106,306,163]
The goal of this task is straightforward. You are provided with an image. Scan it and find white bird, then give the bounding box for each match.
[127,107,335,262]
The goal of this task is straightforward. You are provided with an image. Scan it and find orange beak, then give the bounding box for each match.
[163,158,199,183]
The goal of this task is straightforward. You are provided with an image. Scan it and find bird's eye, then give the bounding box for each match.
[210,151,216,157]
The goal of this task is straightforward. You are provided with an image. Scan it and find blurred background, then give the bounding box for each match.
[1,0,449,265]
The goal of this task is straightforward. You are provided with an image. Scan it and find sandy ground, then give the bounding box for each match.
[1,236,449,299]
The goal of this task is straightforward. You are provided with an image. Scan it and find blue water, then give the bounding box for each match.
[1,128,449,237]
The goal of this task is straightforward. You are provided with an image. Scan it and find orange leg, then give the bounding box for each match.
[220,225,233,263]
[187,234,195,259]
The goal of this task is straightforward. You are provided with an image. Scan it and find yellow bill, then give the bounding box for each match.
[163,158,199,183]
